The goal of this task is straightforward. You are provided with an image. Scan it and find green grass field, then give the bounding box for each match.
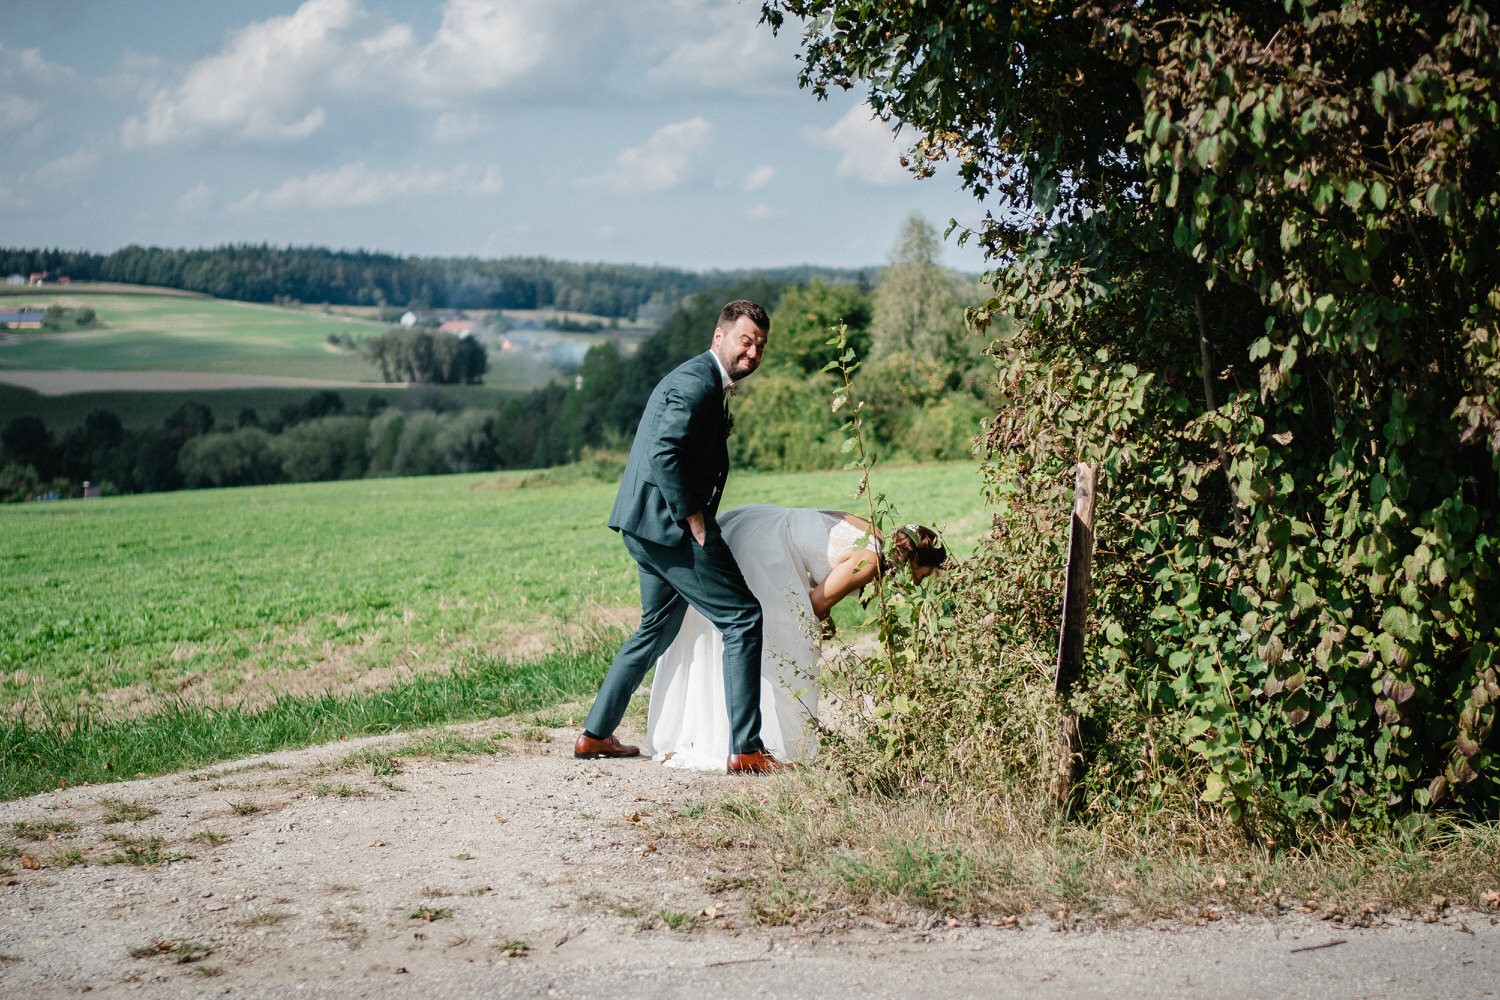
[0,461,987,796]
[0,292,382,376]
[0,288,563,428]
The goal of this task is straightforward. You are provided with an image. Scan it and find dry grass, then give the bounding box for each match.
[664,770,1500,928]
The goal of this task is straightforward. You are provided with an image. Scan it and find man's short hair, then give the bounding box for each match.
[718,299,770,334]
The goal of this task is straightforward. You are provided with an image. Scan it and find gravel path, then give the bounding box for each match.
[3,719,1496,999]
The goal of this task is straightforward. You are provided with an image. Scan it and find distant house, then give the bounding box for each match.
[438,319,475,337]
[4,274,25,286]
[400,310,463,330]
[0,309,45,329]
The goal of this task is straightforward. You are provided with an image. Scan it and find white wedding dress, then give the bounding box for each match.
[645,505,878,771]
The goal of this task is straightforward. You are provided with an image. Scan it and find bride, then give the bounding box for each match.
[645,505,946,771]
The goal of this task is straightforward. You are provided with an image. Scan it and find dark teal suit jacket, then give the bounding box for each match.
[608,351,729,546]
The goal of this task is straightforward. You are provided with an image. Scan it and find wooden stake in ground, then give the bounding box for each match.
[1052,462,1097,812]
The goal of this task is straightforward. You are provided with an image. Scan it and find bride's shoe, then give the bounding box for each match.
[726,750,789,774]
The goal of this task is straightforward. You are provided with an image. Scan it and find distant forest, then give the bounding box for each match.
[0,244,870,320]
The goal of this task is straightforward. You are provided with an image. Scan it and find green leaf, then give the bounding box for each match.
[1380,606,1418,643]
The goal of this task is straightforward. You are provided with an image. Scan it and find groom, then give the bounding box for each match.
[575,299,784,774]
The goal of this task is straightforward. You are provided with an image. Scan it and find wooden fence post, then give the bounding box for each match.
[1052,462,1097,813]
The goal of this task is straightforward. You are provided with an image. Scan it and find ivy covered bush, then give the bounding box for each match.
[767,0,1499,832]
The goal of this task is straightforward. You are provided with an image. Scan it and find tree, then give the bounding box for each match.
[764,1,1500,828]
[273,416,370,482]
[1,416,55,479]
[164,401,214,437]
[180,428,282,488]
[56,409,124,483]
[363,329,488,384]
[765,280,872,378]
[868,215,969,367]
[729,371,842,472]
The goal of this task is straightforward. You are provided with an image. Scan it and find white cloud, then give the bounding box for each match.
[116,0,618,148]
[231,161,503,211]
[411,0,552,93]
[743,165,775,192]
[0,179,25,210]
[744,202,777,222]
[582,117,713,194]
[175,181,216,215]
[0,93,43,135]
[640,0,798,96]
[122,0,360,147]
[0,44,76,136]
[471,165,504,196]
[805,102,913,187]
[28,148,98,184]
[433,111,489,142]
[1,43,77,87]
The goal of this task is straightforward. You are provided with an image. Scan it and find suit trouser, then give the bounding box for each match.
[584,527,765,755]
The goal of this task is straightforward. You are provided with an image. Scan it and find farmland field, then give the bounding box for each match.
[1,461,989,724]
[0,291,383,377]
[0,287,564,427]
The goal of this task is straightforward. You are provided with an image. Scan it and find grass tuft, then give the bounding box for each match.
[99,798,159,824]
[11,817,78,839]
[102,834,188,866]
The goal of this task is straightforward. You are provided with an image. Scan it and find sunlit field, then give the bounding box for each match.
[1,460,985,721]
[0,288,572,427]
[0,292,382,377]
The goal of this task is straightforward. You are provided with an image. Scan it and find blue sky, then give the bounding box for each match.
[1,0,990,273]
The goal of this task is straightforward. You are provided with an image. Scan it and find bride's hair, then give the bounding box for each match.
[860,524,947,606]
[882,524,947,574]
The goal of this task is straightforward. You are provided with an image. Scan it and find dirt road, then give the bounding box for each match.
[2,719,1496,999]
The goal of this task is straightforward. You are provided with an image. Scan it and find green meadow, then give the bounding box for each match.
[0,461,987,798]
[0,288,555,428]
[0,291,380,376]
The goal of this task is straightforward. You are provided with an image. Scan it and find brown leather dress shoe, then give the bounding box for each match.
[574,733,641,759]
[725,749,788,774]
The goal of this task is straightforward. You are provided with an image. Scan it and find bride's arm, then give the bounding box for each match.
[809,548,880,620]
